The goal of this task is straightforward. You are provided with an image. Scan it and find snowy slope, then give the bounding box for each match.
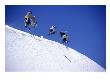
[5,25,105,72]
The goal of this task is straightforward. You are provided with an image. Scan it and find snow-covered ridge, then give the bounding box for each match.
[5,25,105,72]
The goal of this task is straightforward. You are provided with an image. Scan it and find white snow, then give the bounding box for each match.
[5,25,105,72]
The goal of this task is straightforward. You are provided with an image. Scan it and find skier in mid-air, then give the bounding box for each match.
[48,25,57,35]
[24,11,37,30]
[24,15,31,28]
[60,31,68,44]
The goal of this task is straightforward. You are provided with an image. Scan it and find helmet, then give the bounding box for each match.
[29,11,32,14]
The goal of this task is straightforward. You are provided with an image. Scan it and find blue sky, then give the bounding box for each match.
[5,5,106,69]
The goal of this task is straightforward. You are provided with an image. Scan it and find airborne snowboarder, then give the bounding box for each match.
[60,31,68,44]
[24,15,31,28]
[48,25,57,35]
[24,11,37,29]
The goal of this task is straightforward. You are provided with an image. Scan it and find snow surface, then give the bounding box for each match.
[5,25,105,72]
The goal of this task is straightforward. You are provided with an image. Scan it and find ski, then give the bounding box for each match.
[64,55,71,62]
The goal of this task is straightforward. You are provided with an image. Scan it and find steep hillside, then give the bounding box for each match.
[5,25,105,72]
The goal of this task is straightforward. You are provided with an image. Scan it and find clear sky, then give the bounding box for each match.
[5,5,106,69]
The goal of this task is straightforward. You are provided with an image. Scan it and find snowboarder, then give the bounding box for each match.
[60,31,68,44]
[62,34,68,44]
[60,31,66,37]
[48,25,56,35]
[24,15,31,28]
[24,11,37,29]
